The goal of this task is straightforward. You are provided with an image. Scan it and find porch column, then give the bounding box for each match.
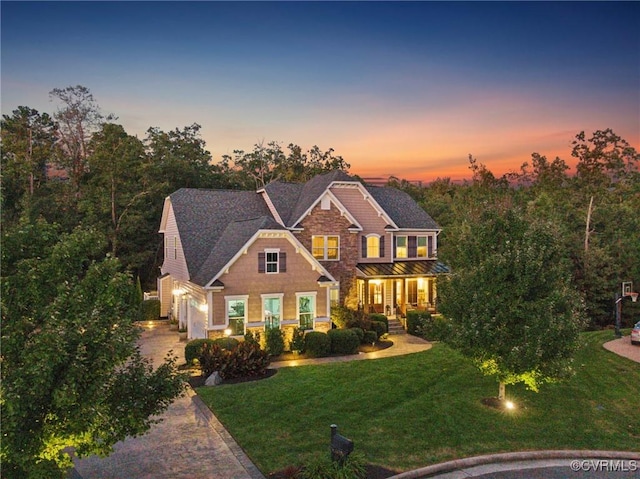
[207,290,214,329]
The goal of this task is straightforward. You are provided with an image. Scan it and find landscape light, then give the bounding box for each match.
[505,401,515,410]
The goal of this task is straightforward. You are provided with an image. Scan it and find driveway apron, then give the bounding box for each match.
[73,321,264,479]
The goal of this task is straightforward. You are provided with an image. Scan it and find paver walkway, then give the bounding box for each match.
[73,321,264,479]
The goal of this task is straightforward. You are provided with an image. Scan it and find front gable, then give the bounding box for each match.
[205,229,336,288]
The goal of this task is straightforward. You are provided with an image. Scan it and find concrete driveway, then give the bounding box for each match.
[603,335,640,363]
[73,321,264,479]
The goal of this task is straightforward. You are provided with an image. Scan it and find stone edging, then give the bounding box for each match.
[387,450,640,479]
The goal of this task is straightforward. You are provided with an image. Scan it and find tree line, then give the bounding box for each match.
[1,85,350,288]
[389,131,639,329]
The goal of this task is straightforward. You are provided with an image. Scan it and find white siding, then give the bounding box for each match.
[160,203,190,281]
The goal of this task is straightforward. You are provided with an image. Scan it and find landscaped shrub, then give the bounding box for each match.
[330,305,354,329]
[213,337,239,351]
[349,309,371,330]
[265,327,285,356]
[299,452,367,479]
[222,341,270,379]
[304,331,331,358]
[349,327,364,343]
[290,327,305,352]
[363,330,378,345]
[406,310,432,336]
[370,320,387,338]
[414,314,451,341]
[185,338,215,365]
[140,299,160,321]
[199,342,227,378]
[328,329,360,355]
[198,341,270,379]
[244,330,261,346]
[369,313,388,329]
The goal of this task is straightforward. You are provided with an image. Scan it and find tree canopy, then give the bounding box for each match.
[1,221,185,478]
[437,205,586,399]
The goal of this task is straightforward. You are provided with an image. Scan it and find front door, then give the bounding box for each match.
[368,282,384,314]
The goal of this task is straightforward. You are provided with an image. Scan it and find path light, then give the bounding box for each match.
[505,401,515,410]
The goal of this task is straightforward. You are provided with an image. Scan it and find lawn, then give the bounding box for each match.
[197,330,640,475]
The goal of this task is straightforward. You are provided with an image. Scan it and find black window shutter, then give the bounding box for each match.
[408,236,417,258]
[393,237,397,258]
[279,252,287,272]
[379,236,385,257]
[428,236,434,258]
[258,252,265,273]
[362,236,367,258]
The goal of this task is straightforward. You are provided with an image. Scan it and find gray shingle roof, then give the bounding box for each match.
[193,216,285,285]
[169,188,277,286]
[365,186,440,230]
[266,170,354,227]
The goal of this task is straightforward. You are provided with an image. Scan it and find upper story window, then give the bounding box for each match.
[362,234,385,259]
[367,235,379,258]
[396,236,408,258]
[173,236,178,260]
[417,236,428,258]
[258,249,287,274]
[312,235,339,260]
[396,234,435,259]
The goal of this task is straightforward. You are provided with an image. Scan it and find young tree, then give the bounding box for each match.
[1,221,185,478]
[438,205,585,401]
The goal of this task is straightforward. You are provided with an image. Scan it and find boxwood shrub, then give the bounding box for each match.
[369,313,388,330]
[265,327,285,356]
[370,320,387,338]
[363,330,378,345]
[328,329,360,355]
[304,331,331,358]
[349,327,365,343]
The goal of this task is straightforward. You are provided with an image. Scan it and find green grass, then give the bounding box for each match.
[197,330,640,475]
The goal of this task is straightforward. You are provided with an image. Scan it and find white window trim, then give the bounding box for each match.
[296,292,317,329]
[265,248,280,274]
[225,295,248,335]
[366,234,381,259]
[261,293,284,328]
[312,235,340,261]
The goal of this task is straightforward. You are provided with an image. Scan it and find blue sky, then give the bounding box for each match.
[2,1,639,181]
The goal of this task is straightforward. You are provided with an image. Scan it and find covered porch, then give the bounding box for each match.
[355,261,449,318]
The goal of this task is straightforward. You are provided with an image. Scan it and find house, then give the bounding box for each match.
[158,171,448,340]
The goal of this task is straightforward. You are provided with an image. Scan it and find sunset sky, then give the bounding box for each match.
[2,1,639,183]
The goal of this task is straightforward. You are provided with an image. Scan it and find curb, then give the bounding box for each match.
[387,450,640,479]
